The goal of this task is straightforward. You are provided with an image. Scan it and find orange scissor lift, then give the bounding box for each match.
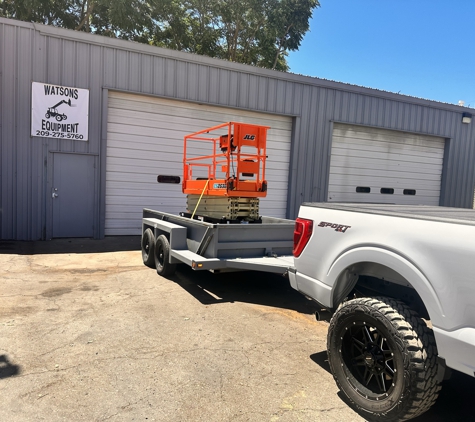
[182,122,270,222]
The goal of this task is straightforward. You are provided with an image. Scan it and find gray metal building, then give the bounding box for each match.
[2,17,475,240]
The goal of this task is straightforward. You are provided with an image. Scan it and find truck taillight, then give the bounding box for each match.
[293,218,313,257]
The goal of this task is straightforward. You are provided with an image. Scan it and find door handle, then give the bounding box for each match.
[52,188,59,198]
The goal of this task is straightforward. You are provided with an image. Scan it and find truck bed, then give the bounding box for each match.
[303,202,475,226]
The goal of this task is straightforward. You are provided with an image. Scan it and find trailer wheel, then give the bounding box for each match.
[155,234,177,277]
[327,296,440,422]
[141,228,155,268]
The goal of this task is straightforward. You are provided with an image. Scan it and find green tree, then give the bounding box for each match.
[268,0,318,70]
[1,0,77,28]
[1,0,320,71]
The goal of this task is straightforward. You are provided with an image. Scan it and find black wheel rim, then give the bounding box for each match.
[157,243,164,267]
[142,236,151,258]
[340,320,398,400]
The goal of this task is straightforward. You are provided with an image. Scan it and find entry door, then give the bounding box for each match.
[52,153,95,238]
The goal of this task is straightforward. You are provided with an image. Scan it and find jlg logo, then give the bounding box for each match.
[243,134,255,140]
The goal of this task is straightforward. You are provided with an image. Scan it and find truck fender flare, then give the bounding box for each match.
[326,246,444,324]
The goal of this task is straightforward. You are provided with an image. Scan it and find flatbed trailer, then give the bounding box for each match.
[141,208,295,276]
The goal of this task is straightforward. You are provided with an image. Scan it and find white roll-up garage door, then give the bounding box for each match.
[106,91,293,235]
[328,124,445,205]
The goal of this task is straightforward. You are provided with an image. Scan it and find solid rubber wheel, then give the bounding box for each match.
[155,234,177,277]
[141,228,155,268]
[327,296,441,422]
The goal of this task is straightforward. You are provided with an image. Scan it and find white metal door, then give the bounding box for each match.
[328,124,445,205]
[106,91,292,235]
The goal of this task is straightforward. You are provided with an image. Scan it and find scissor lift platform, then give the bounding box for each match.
[182,122,270,200]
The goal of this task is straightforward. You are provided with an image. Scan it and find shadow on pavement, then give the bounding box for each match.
[0,236,141,255]
[170,265,320,315]
[310,350,332,375]
[0,355,21,379]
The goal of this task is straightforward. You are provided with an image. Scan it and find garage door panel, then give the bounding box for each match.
[106,195,187,207]
[108,124,291,155]
[329,181,440,195]
[108,112,293,141]
[330,147,443,165]
[331,143,444,161]
[107,171,179,182]
[108,139,189,155]
[109,97,292,131]
[331,144,444,161]
[107,148,184,163]
[327,193,440,205]
[333,127,444,146]
[329,155,443,172]
[329,184,441,195]
[107,185,184,196]
[106,156,289,178]
[106,91,292,235]
[110,94,292,130]
[107,142,291,164]
[106,161,181,173]
[329,169,443,182]
[332,162,437,179]
[329,124,445,205]
[106,207,179,220]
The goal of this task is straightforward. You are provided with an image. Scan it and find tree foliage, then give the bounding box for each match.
[1,0,320,71]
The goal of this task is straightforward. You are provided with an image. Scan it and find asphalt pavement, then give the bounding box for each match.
[0,237,473,421]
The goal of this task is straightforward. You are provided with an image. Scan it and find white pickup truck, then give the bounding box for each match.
[289,202,475,422]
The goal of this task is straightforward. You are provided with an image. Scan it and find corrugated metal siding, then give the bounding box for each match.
[2,17,475,240]
[1,22,105,240]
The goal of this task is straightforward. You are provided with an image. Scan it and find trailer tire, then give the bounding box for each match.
[155,235,176,277]
[327,296,440,422]
[141,228,155,268]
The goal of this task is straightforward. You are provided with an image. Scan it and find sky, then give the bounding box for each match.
[287,0,475,107]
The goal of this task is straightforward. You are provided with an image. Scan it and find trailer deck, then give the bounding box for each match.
[142,208,295,275]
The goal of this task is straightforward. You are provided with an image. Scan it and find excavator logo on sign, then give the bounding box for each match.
[243,134,256,140]
[45,99,75,122]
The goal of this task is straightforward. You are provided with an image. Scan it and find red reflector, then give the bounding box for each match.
[293,218,313,257]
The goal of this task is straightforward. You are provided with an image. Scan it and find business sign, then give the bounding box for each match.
[31,82,89,141]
